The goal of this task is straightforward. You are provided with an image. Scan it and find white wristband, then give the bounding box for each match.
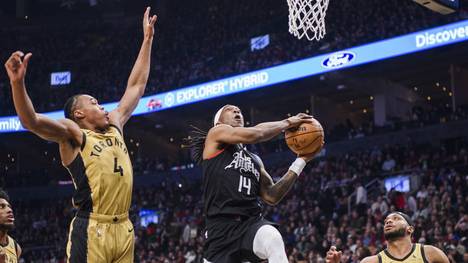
[289,158,306,176]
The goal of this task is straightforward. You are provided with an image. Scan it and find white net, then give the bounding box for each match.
[287,0,330,41]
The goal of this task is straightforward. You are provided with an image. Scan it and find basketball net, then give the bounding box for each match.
[287,0,330,41]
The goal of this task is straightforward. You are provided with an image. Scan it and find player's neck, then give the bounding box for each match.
[386,238,413,258]
[0,230,8,246]
[79,121,105,133]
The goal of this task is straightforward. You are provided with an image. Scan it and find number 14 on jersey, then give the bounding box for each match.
[238,175,252,195]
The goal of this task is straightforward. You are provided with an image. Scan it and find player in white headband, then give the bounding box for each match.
[213,105,229,126]
[192,104,318,263]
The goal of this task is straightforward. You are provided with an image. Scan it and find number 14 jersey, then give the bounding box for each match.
[65,124,133,216]
[202,144,262,218]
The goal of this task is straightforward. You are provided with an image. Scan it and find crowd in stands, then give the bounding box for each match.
[1,103,468,189]
[8,136,467,262]
[1,1,467,261]
[327,104,468,142]
[0,0,463,115]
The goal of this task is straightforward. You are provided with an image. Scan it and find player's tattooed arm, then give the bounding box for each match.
[260,169,298,206]
[256,156,298,206]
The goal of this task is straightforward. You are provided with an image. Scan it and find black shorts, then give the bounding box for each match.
[203,215,276,263]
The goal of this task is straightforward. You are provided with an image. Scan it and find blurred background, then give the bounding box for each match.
[0,0,467,262]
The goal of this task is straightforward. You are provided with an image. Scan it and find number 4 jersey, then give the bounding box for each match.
[202,144,263,218]
[65,125,133,215]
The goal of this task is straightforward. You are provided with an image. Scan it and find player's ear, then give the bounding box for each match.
[407,225,414,235]
[74,109,85,120]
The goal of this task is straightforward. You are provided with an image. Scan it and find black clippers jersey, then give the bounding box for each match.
[202,144,262,218]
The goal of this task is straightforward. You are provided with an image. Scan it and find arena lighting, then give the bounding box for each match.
[1,19,468,133]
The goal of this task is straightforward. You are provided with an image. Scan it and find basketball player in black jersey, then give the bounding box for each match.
[325,212,450,263]
[188,105,318,263]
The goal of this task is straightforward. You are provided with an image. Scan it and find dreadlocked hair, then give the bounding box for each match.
[182,125,208,165]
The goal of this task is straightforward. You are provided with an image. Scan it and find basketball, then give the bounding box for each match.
[285,119,324,156]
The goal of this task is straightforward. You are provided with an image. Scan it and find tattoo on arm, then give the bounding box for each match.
[256,153,299,205]
[261,170,298,205]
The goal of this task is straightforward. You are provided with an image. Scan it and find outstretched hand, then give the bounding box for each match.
[143,7,158,39]
[325,246,342,263]
[4,51,32,85]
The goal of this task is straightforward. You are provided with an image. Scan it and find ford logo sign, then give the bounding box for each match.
[321,52,356,69]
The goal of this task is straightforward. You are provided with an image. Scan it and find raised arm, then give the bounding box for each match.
[4,51,81,145]
[111,7,157,128]
[208,113,313,145]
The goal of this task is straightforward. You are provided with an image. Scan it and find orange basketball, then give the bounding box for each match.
[285,119,324,156]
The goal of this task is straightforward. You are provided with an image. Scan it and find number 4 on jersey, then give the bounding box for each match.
[114,158,124,176]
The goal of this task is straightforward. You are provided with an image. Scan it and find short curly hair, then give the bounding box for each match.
[63,94,84,121]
